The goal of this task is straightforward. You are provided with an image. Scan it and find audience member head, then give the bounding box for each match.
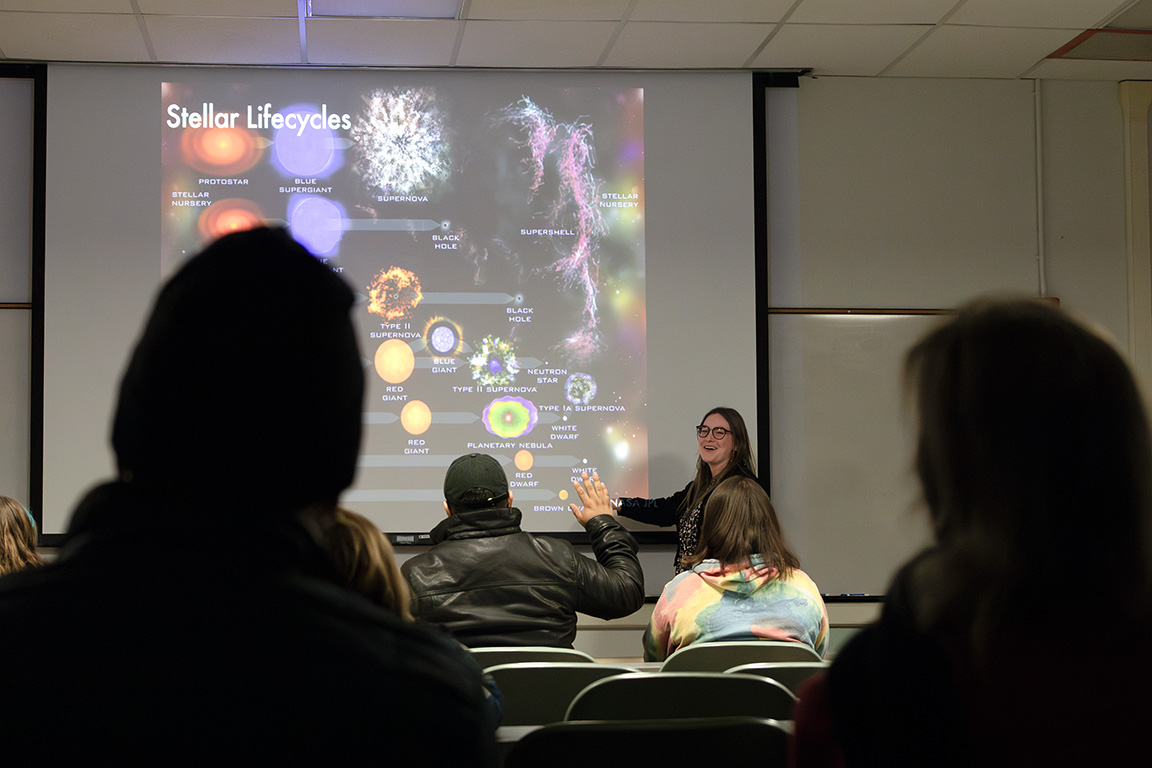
[682,475,799,575]
[0,496,42,576]
[111,227,363,513]
[905,297,1152,628]
[321,507,412,621]
[443,453,510,515]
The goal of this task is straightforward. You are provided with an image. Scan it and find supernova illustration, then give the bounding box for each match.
[564,372,597,405]
[469,335,520,386]
[367,267,423,320]
[350,87,451,195]
[482,396,539,439]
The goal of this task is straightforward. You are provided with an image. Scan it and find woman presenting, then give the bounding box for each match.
[616,406,757,573]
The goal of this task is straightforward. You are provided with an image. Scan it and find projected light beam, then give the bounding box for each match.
[363,411,480,425]
[421,292,518,305]
[340,218,448,231]
[251,137,351,149]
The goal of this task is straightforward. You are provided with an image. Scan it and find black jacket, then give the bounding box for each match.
[401,505,644,648]
[617,465,758,572]
[0,481,496,765]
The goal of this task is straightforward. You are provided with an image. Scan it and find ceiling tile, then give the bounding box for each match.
[0,12,149,61]
[147,16,301,64]
[0,1,129,11]
[1108,0,1152,29]
[789,0,957,25]
[457,20,616,67]
[468,0,628,21]
[305,18,460,66]
[950,0,1132,29]
[1029,55,1152,79]
[630,0,793,23]
[138,0,297,15]
[884,25,1081,78]
[1059,29,1152,61]
[754,24,929,76]
[604,21,771,68]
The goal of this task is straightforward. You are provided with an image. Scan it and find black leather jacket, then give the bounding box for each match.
[401,505,645,648]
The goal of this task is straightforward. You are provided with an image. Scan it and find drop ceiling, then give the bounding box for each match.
[1,0,1152,79]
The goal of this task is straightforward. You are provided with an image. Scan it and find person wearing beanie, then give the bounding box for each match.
[401,453,645,648]
[0,228,495,764]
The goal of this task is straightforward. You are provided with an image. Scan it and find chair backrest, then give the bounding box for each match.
[725,661,830,695]
[659,640,821,672]
[565,672,798,722]
[469,645,596,669]
[484,662,639,726]
[505,716,790,768]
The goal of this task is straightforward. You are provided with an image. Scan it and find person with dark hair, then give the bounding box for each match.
[0,228,495,765]
[617,406,759,573]
[402,453,645,648]
[792,297,1152,767]
[0,496,42,576]
[643,476,827,661]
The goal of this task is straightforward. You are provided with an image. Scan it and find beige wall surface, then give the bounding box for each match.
[768,77,1139,596]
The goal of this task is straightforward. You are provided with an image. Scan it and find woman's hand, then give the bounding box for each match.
[570,471,613,526]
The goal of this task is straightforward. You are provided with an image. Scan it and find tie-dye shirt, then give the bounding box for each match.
[643,556,828,662]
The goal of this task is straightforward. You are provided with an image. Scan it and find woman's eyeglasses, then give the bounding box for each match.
[696,426,730,439]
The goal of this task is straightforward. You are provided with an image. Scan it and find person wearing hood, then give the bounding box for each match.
[0,228,496,764]
[642,475,827,662]
[402,453,645,648]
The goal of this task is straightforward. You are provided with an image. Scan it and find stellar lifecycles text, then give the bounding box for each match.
[165,103,353,135]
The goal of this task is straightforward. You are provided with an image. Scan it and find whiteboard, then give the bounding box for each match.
[768,312,936,595]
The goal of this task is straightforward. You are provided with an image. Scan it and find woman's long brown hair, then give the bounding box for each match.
[682,476,799,575]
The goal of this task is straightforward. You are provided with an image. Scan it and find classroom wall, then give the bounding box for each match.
[766,76,1137,597]
[0,76,33,506]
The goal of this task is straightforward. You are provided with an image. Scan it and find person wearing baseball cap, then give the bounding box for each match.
[402,453,644,648]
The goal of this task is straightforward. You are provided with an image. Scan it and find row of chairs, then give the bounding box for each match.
[481,643,824,767]
[474,641,828,727]
[504,715,790,768]
[471,638,823,672]
[488,664,820,725]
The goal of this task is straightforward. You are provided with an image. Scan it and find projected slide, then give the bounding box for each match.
[161,77,646,533]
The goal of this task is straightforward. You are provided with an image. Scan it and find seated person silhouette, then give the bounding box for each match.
[0,227,495,764]
[643,475,828,661]
[321,506,415,621]
[402,453,645,647]
[319,506,504,722]
[792,297,1152,768]
[0,496,43,576]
